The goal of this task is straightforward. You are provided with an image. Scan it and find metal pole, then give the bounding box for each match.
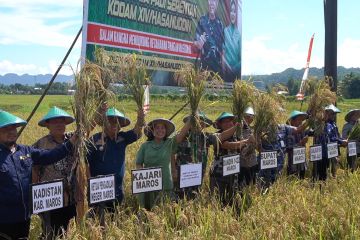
[17,26,83,137]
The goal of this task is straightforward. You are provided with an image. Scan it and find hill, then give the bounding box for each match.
[0,73,73,85]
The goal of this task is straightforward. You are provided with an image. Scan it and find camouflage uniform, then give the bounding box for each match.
[286,131,308,179]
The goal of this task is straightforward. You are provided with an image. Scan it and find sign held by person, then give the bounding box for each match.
[348,141,357,157]
[327,143,339,158]
[31,180,64,214]
[222,154,240,176]
[260,151,277,170]
[310,145,322,162]
[88,175,116,204]
[293,147,306,165]
[179,163,202,189]
[132,167,163,194]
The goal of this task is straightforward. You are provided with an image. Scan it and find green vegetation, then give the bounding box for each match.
[1,95,360,239]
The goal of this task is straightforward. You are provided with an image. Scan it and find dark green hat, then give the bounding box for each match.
[144,118,175,138]
[345,109,360,122]
[214,112,234,129]
[106,107,131,127]
[325,104,341,113]
[288,110,308,122]
[183,112,213,128]
[0,110,27,129]
[38,106,75,127]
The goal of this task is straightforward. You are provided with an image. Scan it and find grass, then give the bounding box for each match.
[1,94,360,239]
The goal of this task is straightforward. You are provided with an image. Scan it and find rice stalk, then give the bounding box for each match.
[72,61,114,222]
[348,121,360,141]
[231,79,257,137]
[306,77,336,136]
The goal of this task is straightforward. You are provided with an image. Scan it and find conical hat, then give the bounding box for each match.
[345,109,360,122]
[0,110,27,129]
[214,112,234,129]
[106,107,131,127]
[144,118,175,138]
[38,106,75,127]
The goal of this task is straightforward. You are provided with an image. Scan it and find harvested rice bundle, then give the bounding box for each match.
[232,79,257,137]
[253,93,284,146]
[120,54,151,110]
[348,121,360,141]
[306,78,336,136]
[72,62,114,222]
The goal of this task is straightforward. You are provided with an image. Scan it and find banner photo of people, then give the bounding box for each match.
[81,0,242,85]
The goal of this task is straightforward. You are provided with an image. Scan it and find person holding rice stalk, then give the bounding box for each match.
[87,106,145,214]
[0,110,75,240]
[210,112,253,206]
[342,109,360,171]
[286,111,309,179]
[32,106,77,239]
[136,118,191,210]
[314,104,348,180]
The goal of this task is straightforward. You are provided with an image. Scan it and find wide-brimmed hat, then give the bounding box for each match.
[214,112,234,129]
[38,106,75,127]
[106,107,131,127]
[183,112,213,128]
[244,107,255,116]
[144,118,175,138]
[345,109,360,122]
[0,110,27,129]
[325,104,341,113]
[288,110,308,122]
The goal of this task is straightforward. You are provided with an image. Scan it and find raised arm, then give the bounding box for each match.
[175,120,191,144]
[133,108,146,137]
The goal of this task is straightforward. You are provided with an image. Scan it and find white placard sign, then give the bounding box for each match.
[222,154,240,176]
[260,151,278,170]
[132,168,162,194]
[348,142,357,157]
[31,180,64,214]
[310,145,322,162]
[180,163,202,189]
[293,147,306,165]
[89,175,115,204]
[327,143,339,158]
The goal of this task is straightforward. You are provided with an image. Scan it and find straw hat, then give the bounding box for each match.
[144,118,175,138]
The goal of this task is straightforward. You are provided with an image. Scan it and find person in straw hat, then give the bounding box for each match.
[342,109,360,171]
[32,106,76,239]
[87,107,145,214]
[286,110,309,179]
[314,104,348,180]
[136,118,191,210]
[0,110,75,240]
[210,111,254,206]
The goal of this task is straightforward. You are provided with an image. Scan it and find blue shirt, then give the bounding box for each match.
[315,121,345,158]
[87,130,139,201]
[0,142,73,223]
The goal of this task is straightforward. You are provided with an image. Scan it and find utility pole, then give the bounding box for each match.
[324,0,337,93]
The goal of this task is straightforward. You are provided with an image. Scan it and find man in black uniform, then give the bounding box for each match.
[194,0,224,74]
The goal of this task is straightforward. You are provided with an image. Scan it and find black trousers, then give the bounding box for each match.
[0,220,30,240]
[210,174,237,206]
[239,166,257,187]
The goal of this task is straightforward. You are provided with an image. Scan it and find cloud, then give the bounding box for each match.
[338,38,360,68]
[0,0,82,47]
[0,60,75,75]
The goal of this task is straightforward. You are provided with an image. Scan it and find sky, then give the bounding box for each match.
[0,0,359,76]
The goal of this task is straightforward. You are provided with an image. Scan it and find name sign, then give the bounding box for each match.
[222,154,240,176]
[310,145,322,162]
[31,180,64,214]
[180,163,202,189]
[293,147,306,165]
[132,168,162,194]
[348,142,357,157]
[260,151,277,170]
[89,175,115,204]
[327,143,339,158]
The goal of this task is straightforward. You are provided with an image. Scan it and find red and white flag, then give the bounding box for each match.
[143,85,150,114]
[297,34,315,101]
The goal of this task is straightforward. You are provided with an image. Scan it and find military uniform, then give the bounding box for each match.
[239,124,258,186]
[342,121,360,171]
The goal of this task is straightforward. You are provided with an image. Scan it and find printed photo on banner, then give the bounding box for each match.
[222,154,240,176]
[82,0,242,85]
[88,175,116,205]
[293,147,306,165]
[310,145,322,162]
[348,141,357,157]
[132,167,163,194]
[179,163,203,189]
[327,142,339,158]
[260,151,277,170]
[31,180,64,214]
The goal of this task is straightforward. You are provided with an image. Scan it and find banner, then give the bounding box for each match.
[310,145,322,162]
[260,151,277,170]
[88,175,116,204]
[31,180,64,214]
[293,147,306,165]
[132,167,163,194]
[82,0,242,85]
[179,163,202,188]
[222,154,240,176]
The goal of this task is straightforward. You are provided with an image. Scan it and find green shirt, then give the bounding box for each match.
[136,138,177,190]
